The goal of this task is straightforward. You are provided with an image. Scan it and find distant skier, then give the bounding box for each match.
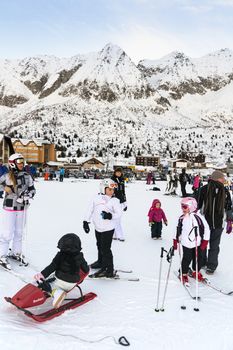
[34,233,89,309]
[148,199,168,239]
[173,197,210,283]
[111,167,127,241]
[179,168,190,197]
[165,170,177,195]
[83,179,122,278]
[0,153,36,270]
[59,167,65,182]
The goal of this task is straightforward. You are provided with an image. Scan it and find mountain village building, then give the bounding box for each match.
[12,138,56,165]
[0,134,13,163]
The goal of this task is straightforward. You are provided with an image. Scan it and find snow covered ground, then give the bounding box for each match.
[1,179,233,350]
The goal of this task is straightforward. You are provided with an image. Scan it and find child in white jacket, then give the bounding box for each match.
[173,197,210,283]
[83,179,122,278]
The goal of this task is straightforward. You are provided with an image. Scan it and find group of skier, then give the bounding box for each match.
[149,169,232,284]
[0,155,128,308]
[0,153,232,309]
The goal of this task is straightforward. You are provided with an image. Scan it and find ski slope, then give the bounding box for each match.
[0,179,233,350]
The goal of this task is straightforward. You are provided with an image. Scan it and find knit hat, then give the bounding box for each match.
[210,170,225,182]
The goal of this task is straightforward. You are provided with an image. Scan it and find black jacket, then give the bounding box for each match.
[41,251,89,283]
[111,175,126,204]
[198,181,232,229]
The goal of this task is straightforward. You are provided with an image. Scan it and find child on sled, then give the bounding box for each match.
[34,233,89,308]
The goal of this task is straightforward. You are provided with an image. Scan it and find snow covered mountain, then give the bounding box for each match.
[1,44,233,161]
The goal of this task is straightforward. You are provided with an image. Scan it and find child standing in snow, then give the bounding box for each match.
[173,197,210,283]
[148,199,168,239]
[34,233,89,309]
[83,179,122,278]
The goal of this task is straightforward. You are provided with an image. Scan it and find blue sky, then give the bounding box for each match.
[0,0,233,62]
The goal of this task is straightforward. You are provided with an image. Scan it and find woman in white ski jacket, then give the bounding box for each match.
[173,197,210,283]
[0,153,36,270]
[83,179,122,278]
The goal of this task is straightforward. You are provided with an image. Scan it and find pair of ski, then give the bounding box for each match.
[174,270,233,301]
[88,269,140,282]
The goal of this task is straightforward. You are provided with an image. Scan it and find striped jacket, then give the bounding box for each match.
[0,170,36,211]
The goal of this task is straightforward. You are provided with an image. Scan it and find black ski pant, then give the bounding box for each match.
[181,246,203,274]
[95,229,114,273]
[151,222,162,238]
[202,228,223,271]
[180,182,187,197]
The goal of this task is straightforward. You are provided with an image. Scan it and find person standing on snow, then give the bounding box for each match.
[111,167,127,241]
[0,162,8,198]
[173,197,210,283]
[83,179,122,278]
[148,199,168,239]
[179,168,190,197]
[0,153,36,270]
[198,170,232,274]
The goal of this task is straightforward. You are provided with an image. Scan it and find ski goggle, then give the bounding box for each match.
[15,158,24,164]
[108,183,118,189]
[181,204,189,209]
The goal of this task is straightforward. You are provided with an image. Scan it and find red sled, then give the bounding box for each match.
[5,274,97,322]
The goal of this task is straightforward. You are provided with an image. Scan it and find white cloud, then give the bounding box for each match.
[107,24,185,62]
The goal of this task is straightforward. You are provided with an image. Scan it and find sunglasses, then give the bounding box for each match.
[15,159,24,164]
[181,204,189,209]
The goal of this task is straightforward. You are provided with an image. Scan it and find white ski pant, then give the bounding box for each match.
[52,277,76,292]
[114,217,124,240]
[0,210,25,257]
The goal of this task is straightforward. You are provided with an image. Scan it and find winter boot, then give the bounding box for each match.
[52,289,67,309]
[206,268,215,275]
[180,274,189,284]
[90,260,102,269]
[105,270,117,278]
[91,268,107,278]
[192,271,204,282]
[0,256,11,270]
[8,252,28,266]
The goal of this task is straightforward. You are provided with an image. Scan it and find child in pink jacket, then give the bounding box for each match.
[148,199,168,239]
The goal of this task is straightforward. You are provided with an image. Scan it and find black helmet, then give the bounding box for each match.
[57,233,82,253]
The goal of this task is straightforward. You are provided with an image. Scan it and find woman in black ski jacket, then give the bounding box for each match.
[111,168,127,241]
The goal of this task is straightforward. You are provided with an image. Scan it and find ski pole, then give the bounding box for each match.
[194,227,200,312]
[160,246,174,312]
[155,247,167,312]
[21,204,28,266]
[178,241,187,310]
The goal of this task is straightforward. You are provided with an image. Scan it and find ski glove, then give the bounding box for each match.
[101,211,112,220]
[123,206,127,212]
[200,240,208,251]
[226,220,233,234]
[173,239,178,250]
[164,221,168,226]
[83,221,90,234]
[34,272,45,282]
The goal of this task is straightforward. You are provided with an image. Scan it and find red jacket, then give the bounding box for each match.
[148,199,167,223]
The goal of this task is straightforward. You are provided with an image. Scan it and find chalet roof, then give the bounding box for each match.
[12,138,51,146]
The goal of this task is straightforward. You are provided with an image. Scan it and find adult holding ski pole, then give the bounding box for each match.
[0,153,36,270]
[198,170,232,275]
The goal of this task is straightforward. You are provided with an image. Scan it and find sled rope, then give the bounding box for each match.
[36,327,130,346]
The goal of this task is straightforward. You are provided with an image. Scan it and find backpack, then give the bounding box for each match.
[176,214,204,240]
